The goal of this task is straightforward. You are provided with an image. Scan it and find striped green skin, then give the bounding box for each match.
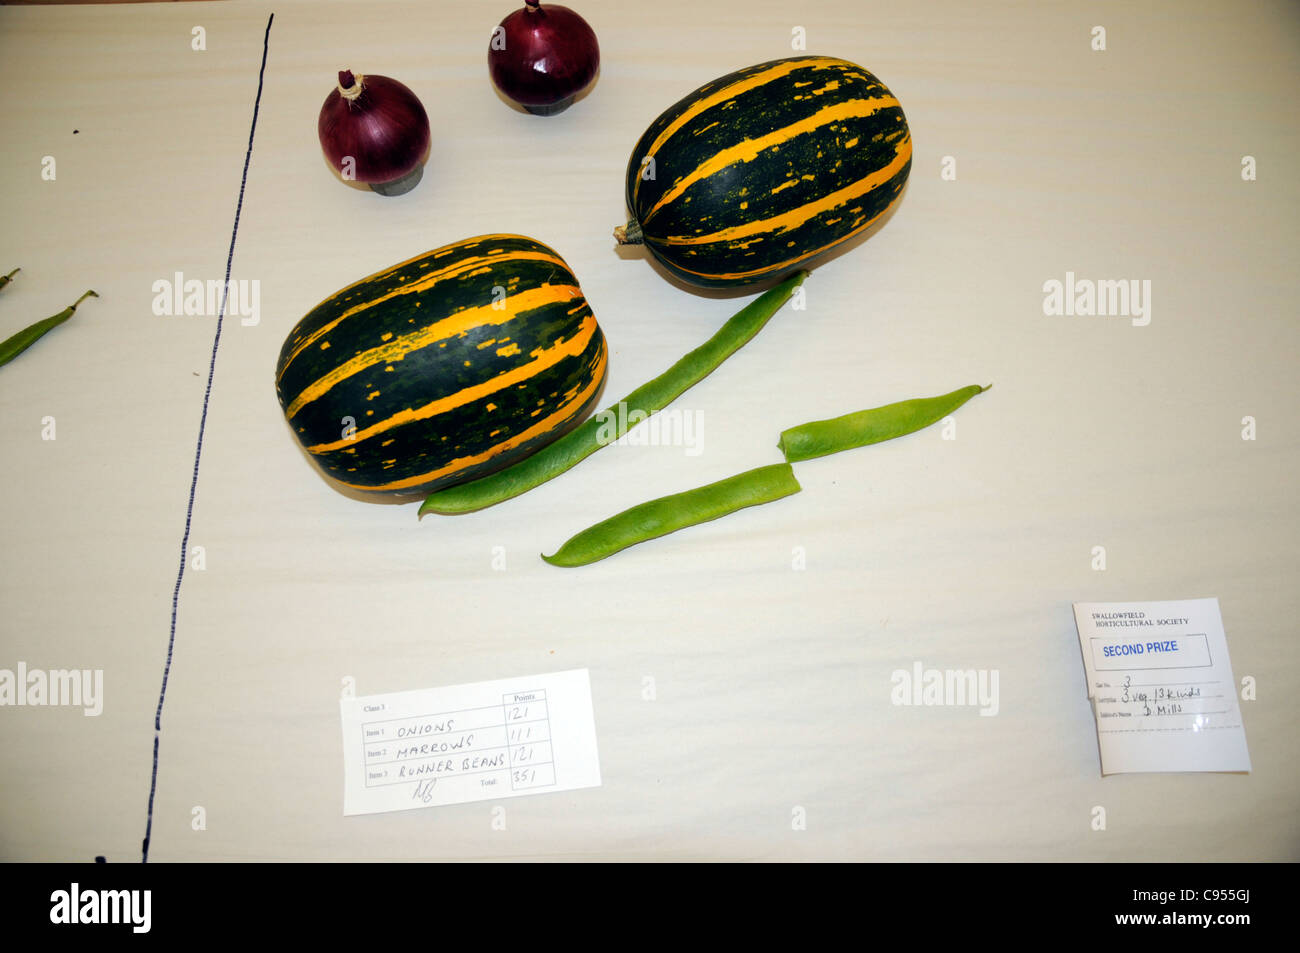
[623,56,911,288]
[275,234,608,497]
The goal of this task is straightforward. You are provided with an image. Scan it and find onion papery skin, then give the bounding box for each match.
[488,3,600,113]
[318,73,431,187]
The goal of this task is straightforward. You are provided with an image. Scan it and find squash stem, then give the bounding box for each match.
[613,220,644,245]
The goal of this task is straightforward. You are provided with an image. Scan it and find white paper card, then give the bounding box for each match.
[340,668,601,815]
[1072,598,1250,775]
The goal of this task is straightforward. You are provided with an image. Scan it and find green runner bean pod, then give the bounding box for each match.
[0,268,19,293]
[777,384,990,463]
[420,270,809,516]
[542,462,802,567]
[0,290,97,370]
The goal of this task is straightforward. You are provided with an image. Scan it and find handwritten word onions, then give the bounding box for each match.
[318,70,430,195]
[488,1,599,116]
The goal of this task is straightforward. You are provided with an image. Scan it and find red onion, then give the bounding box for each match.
[318,70,431,195]
[488,1,600,116]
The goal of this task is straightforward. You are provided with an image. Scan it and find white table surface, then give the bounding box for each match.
[0,0,1296,861]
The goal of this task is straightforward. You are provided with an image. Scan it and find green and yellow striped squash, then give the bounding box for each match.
[618,55,911,289]
[275,234,608,498]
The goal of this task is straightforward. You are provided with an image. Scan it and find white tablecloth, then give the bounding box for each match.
[0,0,1295,861]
